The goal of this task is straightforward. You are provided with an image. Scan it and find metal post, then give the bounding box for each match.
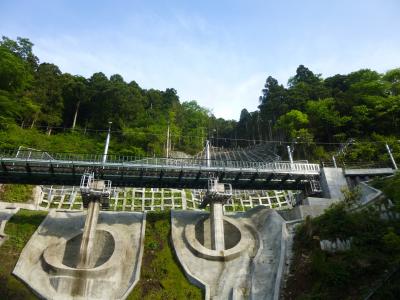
[386,143,398,170]
[166,124,170,158]
[332,155,337,168]
[206,140,211,167]
[102,122,112,164]
[287,145,293,164]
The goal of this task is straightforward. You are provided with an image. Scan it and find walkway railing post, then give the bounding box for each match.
[206,140,211,167]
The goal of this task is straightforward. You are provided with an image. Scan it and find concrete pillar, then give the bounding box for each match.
[210,201,225,251]
[78,200,100,268]
[319,167,348,199]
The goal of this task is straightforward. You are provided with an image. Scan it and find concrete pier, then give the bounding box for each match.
[210,202,225,251]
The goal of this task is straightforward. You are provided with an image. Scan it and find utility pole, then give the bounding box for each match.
[102,122,112,164]
[386,143,398,170]
[287,145,294,164]
[166,123,170,158]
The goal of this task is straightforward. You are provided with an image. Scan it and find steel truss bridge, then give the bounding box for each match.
[0,149,321,190]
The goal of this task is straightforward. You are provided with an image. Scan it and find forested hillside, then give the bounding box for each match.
[0,36,399,163]
[236,65,400,163]
[0,36,234,156]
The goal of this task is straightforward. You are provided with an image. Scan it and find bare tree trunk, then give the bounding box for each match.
[30,112,39,128]
[72,101,80,129]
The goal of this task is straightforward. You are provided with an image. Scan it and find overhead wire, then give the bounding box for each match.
[1,122,399,146]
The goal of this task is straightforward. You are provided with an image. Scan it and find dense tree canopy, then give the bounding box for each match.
[0,36,223,156]
[244,64,400,162]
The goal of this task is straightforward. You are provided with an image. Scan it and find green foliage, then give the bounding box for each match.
[275,109,309,139]
[2,36,398,162]
[0,209,47,300]
[246,64,400,162]
[371,173,400,211]
[310,250,350,287]
[287,185,400,300]
[0,184,34,203]
[0,36,227,156]
[128,211,202,299]
[0,125,102,153]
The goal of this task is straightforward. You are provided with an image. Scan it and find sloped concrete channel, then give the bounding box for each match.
[13,210,146,300]
[172,207,287,299]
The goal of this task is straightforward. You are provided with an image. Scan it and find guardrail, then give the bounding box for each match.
[0,150,321,175]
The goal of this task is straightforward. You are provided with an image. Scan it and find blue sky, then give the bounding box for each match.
[1,0,399,120]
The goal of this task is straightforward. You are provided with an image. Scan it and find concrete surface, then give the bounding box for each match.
[320,167,348,199]
[278,197,340,221]
[77,201,100,268]
[0,206,19,246]
[344,168,394,176]
[210,202,225,251]
[172,206,287,300]
[13,210,146,300]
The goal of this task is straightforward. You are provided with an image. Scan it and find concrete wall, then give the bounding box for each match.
[320,167,348,199]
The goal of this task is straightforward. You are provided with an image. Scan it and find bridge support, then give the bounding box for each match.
[78,173,112,268]
[200,178,232,251]
[319,167,348,199]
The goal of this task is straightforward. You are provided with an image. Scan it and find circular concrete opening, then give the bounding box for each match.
[195,217,241,250]
[62,230,115,268]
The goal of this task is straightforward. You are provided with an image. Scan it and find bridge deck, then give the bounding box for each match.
[0,151,320,189]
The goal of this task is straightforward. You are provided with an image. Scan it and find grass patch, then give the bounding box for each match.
[128,211,202,300]
[185,190,192,200]
[0,184,34,203]
[0,209,47,300]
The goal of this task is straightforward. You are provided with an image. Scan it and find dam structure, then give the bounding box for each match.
[2,139,398,299]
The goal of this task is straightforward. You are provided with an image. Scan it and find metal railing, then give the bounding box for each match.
[0,149,321,175]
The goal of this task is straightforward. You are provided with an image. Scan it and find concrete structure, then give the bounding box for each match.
[77,200,100,268]
[0,204,19,246]
[319,167,348,199]
[13,210,146,300]
[171,207,288,299]
[210,201,225,251]
[320,238,352,253]
[278,198,341,221]
[199,178,233,251]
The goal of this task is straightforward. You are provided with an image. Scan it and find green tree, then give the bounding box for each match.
[32,63,64,129]
[275,109,309,139]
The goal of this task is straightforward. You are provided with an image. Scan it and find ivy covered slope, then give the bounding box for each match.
[283,174,400,300]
